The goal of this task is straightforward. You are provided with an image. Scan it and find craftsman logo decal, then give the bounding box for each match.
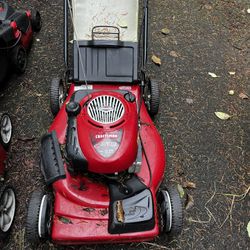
[95,134,118,139]
[91,130,123,158]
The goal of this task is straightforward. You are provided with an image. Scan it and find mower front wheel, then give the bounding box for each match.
[158,186,183,237]
[31,11,41,32]
[0,113,12,150]
[50,78,66,116]
[0,55,8,84]
[0,185,16,240]
[11,45,27,74]
[25,190,52,245]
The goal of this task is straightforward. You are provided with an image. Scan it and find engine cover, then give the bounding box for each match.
[77,91,138,174]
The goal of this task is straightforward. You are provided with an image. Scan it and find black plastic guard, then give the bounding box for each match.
[108,176,155,234]
[40,131,66,185]
[66,115,88,173]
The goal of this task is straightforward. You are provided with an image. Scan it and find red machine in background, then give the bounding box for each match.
[0,0,41,84]
[0,112,16,240]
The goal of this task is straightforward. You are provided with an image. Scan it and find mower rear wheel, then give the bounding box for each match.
[0,55,8,84]
[50,78,66,116]
[144,78,160,116]
[31,11,42,32]
[0,185,16,240]
[0,113,12,150]
[11,45,27,74]
[25,190,51,245]
[158,186,183,237]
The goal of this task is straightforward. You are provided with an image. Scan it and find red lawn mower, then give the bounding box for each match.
[26,0,183,246]
[0,0,41,84]
[0,112,16,240]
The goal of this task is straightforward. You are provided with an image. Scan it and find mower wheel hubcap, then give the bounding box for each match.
[160,190,173,232]
[38,195,50,238]
[0,188,16,232]
[0,115,12,144]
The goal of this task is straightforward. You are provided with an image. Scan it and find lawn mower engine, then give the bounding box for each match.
[66,91,139,174]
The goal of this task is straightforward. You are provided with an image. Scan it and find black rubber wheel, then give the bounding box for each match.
[144,78,160,116]
[0,55,8,84]
[11,45,27,74]
[0,185,16,240]
[31,11,41,32]
[25,190,51,246]
[50,78,65,116]
[0,113,12,150]
[158,186,183,237]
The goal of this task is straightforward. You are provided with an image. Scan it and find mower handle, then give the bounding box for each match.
[92,26,120,41]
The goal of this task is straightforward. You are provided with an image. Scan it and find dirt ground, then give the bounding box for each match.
[0,0,249,249]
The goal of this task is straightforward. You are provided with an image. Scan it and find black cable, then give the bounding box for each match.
[139,132,152,188]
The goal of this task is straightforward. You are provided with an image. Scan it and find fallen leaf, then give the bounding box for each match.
[215,112,231,120]
[247,221,250,238]
[161,28,170,35]
[177,184,185,198]
[204,4,213,10]
[228,90,235,96]
[152,55,161,65]
[208,72,219,78]
[183,181,196,189]
[100,209,108,216]
[228,71,236,75]
[185,194,194,210]
[186,98,194,104]
[239,92,249,99]
[118,19,128,28]
[59,216,73,224]
[82,208,95,213]
[170,51,179,58]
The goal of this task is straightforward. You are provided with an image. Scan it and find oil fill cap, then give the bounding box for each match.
[66,101,81,116]
[124,92,136,103]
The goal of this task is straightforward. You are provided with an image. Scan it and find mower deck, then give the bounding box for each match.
[47,84,165,244]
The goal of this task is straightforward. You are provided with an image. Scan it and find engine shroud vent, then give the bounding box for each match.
[87,95,125,124]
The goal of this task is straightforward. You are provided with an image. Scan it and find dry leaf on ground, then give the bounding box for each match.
[177,184,185,198]
[185,194,194,210]
[161,28,170,35]
[170,51,179,58]
[208,72,219,78]
[152,55,161,65]
[239,93,249,99]
[186,98,194,104]
[204,4,213,10]
[183,181,196,189]
[215,112,231,120]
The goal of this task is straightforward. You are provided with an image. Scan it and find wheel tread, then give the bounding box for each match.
[25,190,43,245]
[50,78,63,116]
[167,186,183,236]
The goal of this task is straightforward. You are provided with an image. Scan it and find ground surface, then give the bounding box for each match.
[0,0,249,249]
